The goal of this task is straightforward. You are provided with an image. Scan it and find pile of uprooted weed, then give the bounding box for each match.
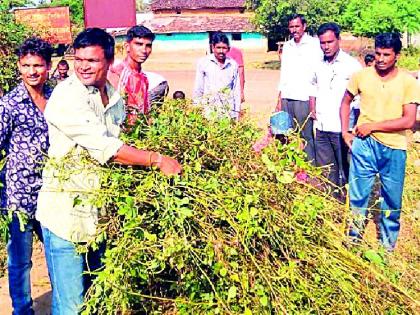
[79,100,418,314]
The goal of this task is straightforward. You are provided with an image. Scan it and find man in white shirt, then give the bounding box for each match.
[37,28,181,313]
[275,14,323,164]
[313,22,362,189]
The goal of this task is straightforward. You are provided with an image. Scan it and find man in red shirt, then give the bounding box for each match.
[226,46,245,103]
[108,25,155,125]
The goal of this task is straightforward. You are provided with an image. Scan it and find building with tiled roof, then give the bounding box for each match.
[115,0,266,51]
[151,0,246,14]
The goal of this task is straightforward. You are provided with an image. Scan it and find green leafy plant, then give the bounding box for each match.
[62,100,419,314]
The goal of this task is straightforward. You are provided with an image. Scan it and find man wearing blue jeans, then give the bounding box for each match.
[340,33,420,251]
[36,28,181,314]
[0,38,53,314]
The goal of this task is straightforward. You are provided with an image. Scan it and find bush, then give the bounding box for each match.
[0,6,33,93]
[398,47,420,71]
[66,101,419,314]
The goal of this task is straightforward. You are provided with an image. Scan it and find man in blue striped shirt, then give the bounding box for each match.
[193,32,241,120]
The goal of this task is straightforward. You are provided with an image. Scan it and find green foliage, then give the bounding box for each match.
[74,101,417,314]
[0,5,33,93]
[341,0,420,37]
[249,0,348,42]
[43,0,84,28]
[251,0,420,41]
[398,47,420,71]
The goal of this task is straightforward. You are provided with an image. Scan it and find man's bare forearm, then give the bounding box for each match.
[113,144,160,167]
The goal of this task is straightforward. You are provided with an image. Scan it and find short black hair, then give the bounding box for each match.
[317,22,340,38]
[364,54,375,65]
[287,13,306,25]
[16,37,53,64]
[57,59,69,68]
[127,25,155,42]
[173,90,185,99]
[211,32,230,46]
[375,33,402,54]
[73,28,115,61]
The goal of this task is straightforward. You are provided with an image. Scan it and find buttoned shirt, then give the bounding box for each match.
[0,82,52,218]
[36,75,125,242]
[108,58,149,124]
[278,34,323,101]
[314,50,362,132]
[193,54,241,120]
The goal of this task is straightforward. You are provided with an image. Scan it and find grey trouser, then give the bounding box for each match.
[282,99,315,164]
[315,129,348,186]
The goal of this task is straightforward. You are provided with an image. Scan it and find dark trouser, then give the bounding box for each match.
[282,99,315,164]
[315,129,348,187]
[7,215,43,315]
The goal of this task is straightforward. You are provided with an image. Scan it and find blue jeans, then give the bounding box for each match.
[7,214,43,315]
[42,226,105,315]
[348,137,406,251]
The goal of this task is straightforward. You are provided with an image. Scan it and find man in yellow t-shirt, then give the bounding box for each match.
[340,33,420,251]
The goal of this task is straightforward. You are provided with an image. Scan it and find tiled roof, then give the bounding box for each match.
[142,15,254,33]
[151,0,246,10]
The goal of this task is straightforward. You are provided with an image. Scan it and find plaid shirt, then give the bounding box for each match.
[108,58,149,125]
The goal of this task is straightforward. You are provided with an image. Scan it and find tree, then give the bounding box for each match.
[0,3,34,92]
[341,0,420,37]
[42,0,84,28]
[3,0,35,9]
[250,0,347,42]
[250,0,420,41]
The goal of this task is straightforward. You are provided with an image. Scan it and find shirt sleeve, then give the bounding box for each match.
[277,45,287,92]
[45,84,123,165]
[0,99,12,151]
[403,75,420,105]
[193,59,205,100]
[231,64,241,120]
[346,71,360,96]
[234,49,244,67]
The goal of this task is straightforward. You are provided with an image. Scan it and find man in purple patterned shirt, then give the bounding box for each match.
[0,37,53,314]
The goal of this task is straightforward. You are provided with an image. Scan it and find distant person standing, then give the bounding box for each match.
[227,46,245,103]
[173,90,185,100]
[193,32,241,120]
[313,23,362,191]
[274,14,323,164]
[143,71,169,106]
[341,33,420,251]
[52,59,70,82]
[364,53,375,67]
[108,25,155,125]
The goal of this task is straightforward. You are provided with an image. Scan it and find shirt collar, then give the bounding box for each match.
[291,33,312,46]
[122,57,144,75]
[323,49,344,64]
[16,81,53,101]
[209,53,233,69]
[71,74,122,111]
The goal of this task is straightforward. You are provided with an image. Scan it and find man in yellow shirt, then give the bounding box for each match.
[340,33,420,251]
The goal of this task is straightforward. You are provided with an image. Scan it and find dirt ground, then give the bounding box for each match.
[0,50,280,315]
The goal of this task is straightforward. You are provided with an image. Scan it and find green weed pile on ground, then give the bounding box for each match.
[72,100,418,314]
